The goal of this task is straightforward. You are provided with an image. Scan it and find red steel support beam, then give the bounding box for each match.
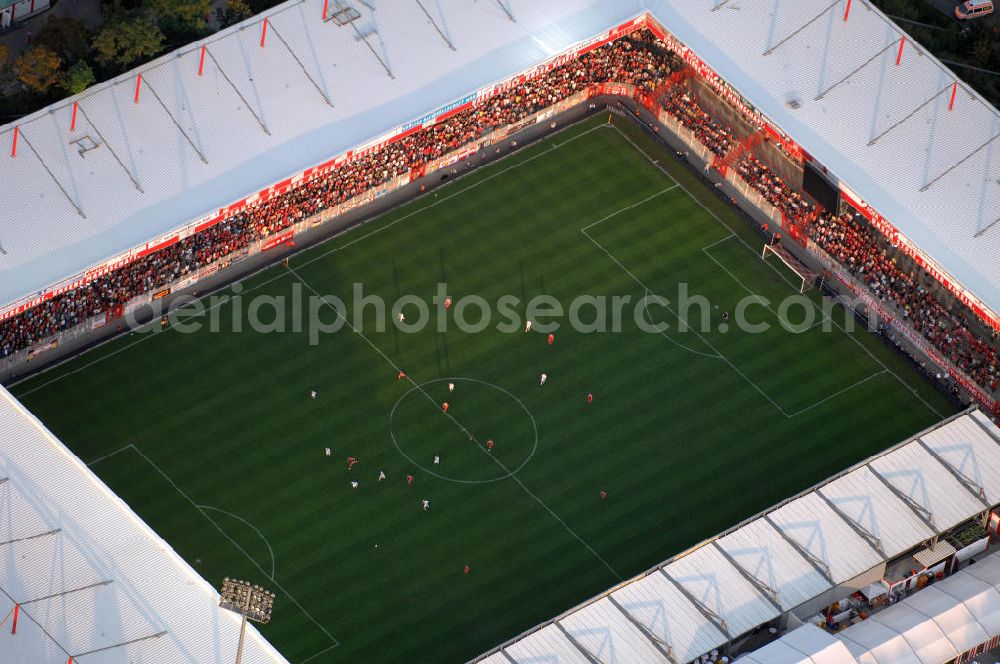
[843,0,851,21]
[10,127,17,158]
[322,0,329,20]
[11,603,18,633]
[198,45,206,76]
[949,82,957,111]
[261,17,268,47]
[896,37,905,66]
[134,74,142,104]
[70,101,78,131]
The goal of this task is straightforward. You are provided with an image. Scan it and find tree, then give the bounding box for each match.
[149,0,211,32]
[0,44,9,71]
[65,61,97,94]
[36,16,91,63]
[216,0,252,28]
[12,46,63,93]
[92,17,165,66]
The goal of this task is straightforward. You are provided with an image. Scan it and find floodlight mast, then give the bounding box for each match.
[219,577,275,664]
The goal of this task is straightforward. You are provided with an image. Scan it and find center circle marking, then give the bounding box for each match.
[389,377,538,484]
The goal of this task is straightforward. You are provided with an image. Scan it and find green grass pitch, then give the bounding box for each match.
[11,116,957,663]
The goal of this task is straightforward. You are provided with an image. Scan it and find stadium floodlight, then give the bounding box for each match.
[219,577,276,664]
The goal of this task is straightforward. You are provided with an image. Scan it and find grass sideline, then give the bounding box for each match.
[11,117,957,663]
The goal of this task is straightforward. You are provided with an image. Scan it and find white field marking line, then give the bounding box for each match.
[124,443,340,649]
[298,643,340,664]
[699,233,736,251]
[702,242,827,333]
[199,504,277,581]
[578,188,723,361]
[578,185,679,233]
[85,444,135,467]
[637,289,723,360]
[607,124,945,420]
[580,225,789,415]
[288,267,623,582]
[293,123,610,273]
[13,123,611,400]
[785,370,889,418]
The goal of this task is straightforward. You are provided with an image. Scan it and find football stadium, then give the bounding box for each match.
[1,1,1000,663]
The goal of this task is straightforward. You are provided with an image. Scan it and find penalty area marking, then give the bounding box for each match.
[389,377,539,485]
[85,443,340,652]
[199,504,278,581]
[606,123,944,420]
[12,121,613,401]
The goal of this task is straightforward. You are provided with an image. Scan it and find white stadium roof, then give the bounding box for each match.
[648,0,1000,319]
[758,550,1000,664]
[475,410,1000,663]
[1,0,1000,325]
[0,386,286,664]
[0,0,645,309]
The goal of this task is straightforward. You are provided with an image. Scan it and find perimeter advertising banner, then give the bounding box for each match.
[839,187,1000,335]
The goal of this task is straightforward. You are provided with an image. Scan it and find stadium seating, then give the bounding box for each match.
[2,27,997,401]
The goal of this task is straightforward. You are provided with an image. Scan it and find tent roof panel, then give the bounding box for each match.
[716,518,832,611]
[611,571,726,663]
[559,597,669,663]
[918,413,1000,504]
[664,544,780,638]
[504,623,593,664]
[767,493,884,584]
[819,467,935,559]
[868,442,986,533]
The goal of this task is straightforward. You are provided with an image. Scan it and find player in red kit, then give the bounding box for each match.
[464,565,471,575]
[600,490,608,500]
[397,370,406,381]
[406,474,414,486]
[444,297,453,310]
[486,439,494,451]
[547,333,554,345]
[587,393,593,404]
[442,402,449,413]
[347,456,358,469]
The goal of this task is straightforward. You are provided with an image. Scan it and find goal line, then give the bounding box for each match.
[761,243,815,293]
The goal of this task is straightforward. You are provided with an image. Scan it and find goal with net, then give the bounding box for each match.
[761,243,816,293]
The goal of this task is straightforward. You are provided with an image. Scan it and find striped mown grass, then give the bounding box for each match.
[11,117,956,663]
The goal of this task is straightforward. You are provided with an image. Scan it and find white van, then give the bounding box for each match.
[955,0,994,19]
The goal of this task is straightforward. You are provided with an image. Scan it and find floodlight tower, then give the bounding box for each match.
[219,577,276,664]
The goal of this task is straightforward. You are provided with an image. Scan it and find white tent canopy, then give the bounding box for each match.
[475,411,1000,663]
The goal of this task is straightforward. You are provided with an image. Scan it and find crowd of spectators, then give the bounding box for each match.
[808,212,999,392]
[657,82,1000,396]
[736,154,814,221]
[2,27,998,401]
[0,29,679,359]
[660,87,735,157]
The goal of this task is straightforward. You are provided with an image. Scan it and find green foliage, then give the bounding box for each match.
[36,16,92,63]
[65,61,97,94]
[12,46,64,93]
[148,0,212,33]
[215,0,252,28]
[92,16,166,66]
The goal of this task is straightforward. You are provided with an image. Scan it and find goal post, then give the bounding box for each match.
[762,243,815,293]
